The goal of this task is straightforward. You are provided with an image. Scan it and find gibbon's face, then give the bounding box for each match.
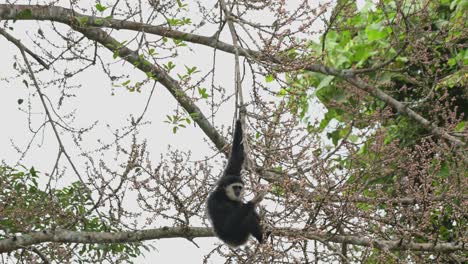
[225,182,244,201]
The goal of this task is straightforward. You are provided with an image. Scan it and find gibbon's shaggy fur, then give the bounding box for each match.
[207,120,266,247]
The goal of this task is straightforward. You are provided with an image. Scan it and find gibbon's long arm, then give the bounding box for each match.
[225,120,244,176]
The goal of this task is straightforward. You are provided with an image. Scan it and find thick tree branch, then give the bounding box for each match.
[314,194,468,206]
[70,21,227,153]
[0,4,259,58]
[1,227,463,254]
[302,65,465,146]
[0,4,463,146]
[345,75,464,146]
[0,227,213,254]
[276,228,465,253]
[0,5,228,154]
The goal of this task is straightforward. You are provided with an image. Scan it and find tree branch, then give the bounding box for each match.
[0,227,213,254]
[0,28,49,69]
[302,65,465,146]
[276,228,465,253]
[0,4,260,58]
[0,4,463,146]
[5,28,85,183]
[1,227,463,254]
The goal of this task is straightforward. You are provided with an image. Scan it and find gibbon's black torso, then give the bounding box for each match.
[207,185,261,246]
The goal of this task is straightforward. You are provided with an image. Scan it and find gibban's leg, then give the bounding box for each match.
[249,213,264,243]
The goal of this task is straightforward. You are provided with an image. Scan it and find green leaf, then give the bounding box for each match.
[438,162,450,178]
[265,74,275,83]
[357,202,372,211]
[277,88,287,96]
[112,50,119,59]
[448,58,456,67]
[198,87,209,99]
[189,112,199,119]
[316,75,334,90]
[29,167,37,177]
[95,4,107,12]
[271,185,285,196]
[163,61,176,72]
[255,132,261,139]
[454,121,465,132]
[79,16,89,26]
[348,134,359,143]
[365,23,389,41]
[185,65,199,75]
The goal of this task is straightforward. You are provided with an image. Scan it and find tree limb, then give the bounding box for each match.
[0,4,463,146]
[71,19,229,153]
[0,4,259,58]
[0,227,463,254]
[0,28,49,69]
[0,227,213,254]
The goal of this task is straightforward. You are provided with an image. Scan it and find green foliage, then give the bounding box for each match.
[265,74,275,83]
[284,0,467,145]
[277,1,467,253]
[0,166,143,261]
[0,166,102,233]
[177,65,200,81]
[163,61,176,72]
[164,113,193,134]
[166,17,191,27]
[76,16,89,26]
[198,87,209,99]
[176,0,188,9]
[95,3,107,12]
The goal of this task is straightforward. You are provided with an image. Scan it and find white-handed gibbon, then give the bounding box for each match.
[207,120,267,247]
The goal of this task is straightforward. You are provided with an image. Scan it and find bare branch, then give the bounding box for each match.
[1,227,463,254]
[26,247,51,264]
[0,28,49,69]
[13,28,85,183]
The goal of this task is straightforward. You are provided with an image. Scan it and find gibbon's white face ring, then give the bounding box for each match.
[225,183,244,201]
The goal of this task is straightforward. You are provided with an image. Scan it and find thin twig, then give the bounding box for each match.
[15,34,85,183]
[0,28,49,69]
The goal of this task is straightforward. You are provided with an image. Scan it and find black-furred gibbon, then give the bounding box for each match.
[206,120,266,247]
